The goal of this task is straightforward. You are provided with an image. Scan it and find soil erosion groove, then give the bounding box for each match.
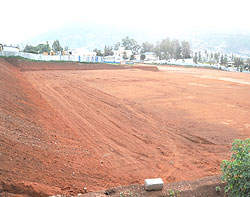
[1,59,250,196]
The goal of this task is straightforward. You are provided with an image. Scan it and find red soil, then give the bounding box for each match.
[131,65,159,71]
[1,59,250,196]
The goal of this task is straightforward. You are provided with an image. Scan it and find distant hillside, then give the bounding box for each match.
[188,33,250,56]
[26,24,250,56]
[26,23,157,50]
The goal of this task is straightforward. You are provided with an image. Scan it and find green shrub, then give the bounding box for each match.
[168,189,181,197]
[215,186,221,192]
[221,138,250,196]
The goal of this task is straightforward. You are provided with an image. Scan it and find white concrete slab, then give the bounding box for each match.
[144,178,164,191]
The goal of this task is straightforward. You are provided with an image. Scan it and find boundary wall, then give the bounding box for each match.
[0,51,103,63]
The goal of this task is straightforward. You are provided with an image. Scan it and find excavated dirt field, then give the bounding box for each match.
[0,58,250,196]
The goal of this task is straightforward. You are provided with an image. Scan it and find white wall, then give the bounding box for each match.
[3,46,20,52]
[0,51,103,63]
[69,48,97,56]
[103,55,121,63]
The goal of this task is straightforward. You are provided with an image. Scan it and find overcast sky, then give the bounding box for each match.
[1,0,250,44]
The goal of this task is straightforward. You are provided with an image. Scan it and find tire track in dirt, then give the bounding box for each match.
[2,60,250,195]
[24,70,192,185]
[75,68,250,182]
[23,69,235,187]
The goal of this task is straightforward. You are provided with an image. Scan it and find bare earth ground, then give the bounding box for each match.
[0,58,250,196]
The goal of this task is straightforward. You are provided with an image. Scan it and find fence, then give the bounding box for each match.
[0,51,104,63]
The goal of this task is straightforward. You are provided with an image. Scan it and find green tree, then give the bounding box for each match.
[234,57,243,67]
[181,41,191,59]
[214,53,219,63]
[93,48,103,56]
[23,42,51,54]
[246,58,250,70]
[37,41,51,54]
[140,54,146,61]
[23,45,39,54]
[45,41,51,53]
[198,51,202,62]
[221,139,250,196]
[104,45,114,56]
[234,57,244,71]
[220,55,224,65]
[130,54,135,60]
[224,54,228,65]
[141,41,154,53]
[121,36,140,54]
[152,38,191,60]
[210,52,214,59]
[231,54,234,61]
[114,42,121,50]
[193,52,198,64]
[170,39,182,59]
[160,38,171,60]
[64,46,69,51]
[153,42,162,60]
[52,40,63,54]
[204,50,208,61]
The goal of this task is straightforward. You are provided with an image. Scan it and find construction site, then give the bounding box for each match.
[0,58,250,196]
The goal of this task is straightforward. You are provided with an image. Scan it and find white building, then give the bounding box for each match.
[113,47,132,59]
[69,48,96,56]
[133,54,141,62]
[3,46,20,52]
[227,61,234,67]
[167,58,194,65]
[144,52,158,61]
[103,55,122,63]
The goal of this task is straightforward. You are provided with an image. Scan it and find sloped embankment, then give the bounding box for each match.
[4,58,131,71]
[0,58,68,196]
[0,59,161,196]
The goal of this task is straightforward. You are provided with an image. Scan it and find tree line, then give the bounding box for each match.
[23,37,191,61]
[95,36,191,60]
[193,50,250,70]
[149,38,191,60]
[22,37,249,71]
[193,51,231,65]
[23,40,65,54]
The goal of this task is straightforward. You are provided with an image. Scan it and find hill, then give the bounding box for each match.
[188,32,250,56]
[25,23,250,57]
[26,23,157,50]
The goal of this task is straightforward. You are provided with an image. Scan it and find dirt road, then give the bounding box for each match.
[1,59,250,196]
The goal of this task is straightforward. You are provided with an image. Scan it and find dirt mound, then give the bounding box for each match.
[132,65,159,71]
[0,58,67,196]
[0,181,62,197]
[4,58,131,71]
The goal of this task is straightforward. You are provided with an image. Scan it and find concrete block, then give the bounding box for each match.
[144,178,164,191]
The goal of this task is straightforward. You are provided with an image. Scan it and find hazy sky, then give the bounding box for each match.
[1,0,250,44]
